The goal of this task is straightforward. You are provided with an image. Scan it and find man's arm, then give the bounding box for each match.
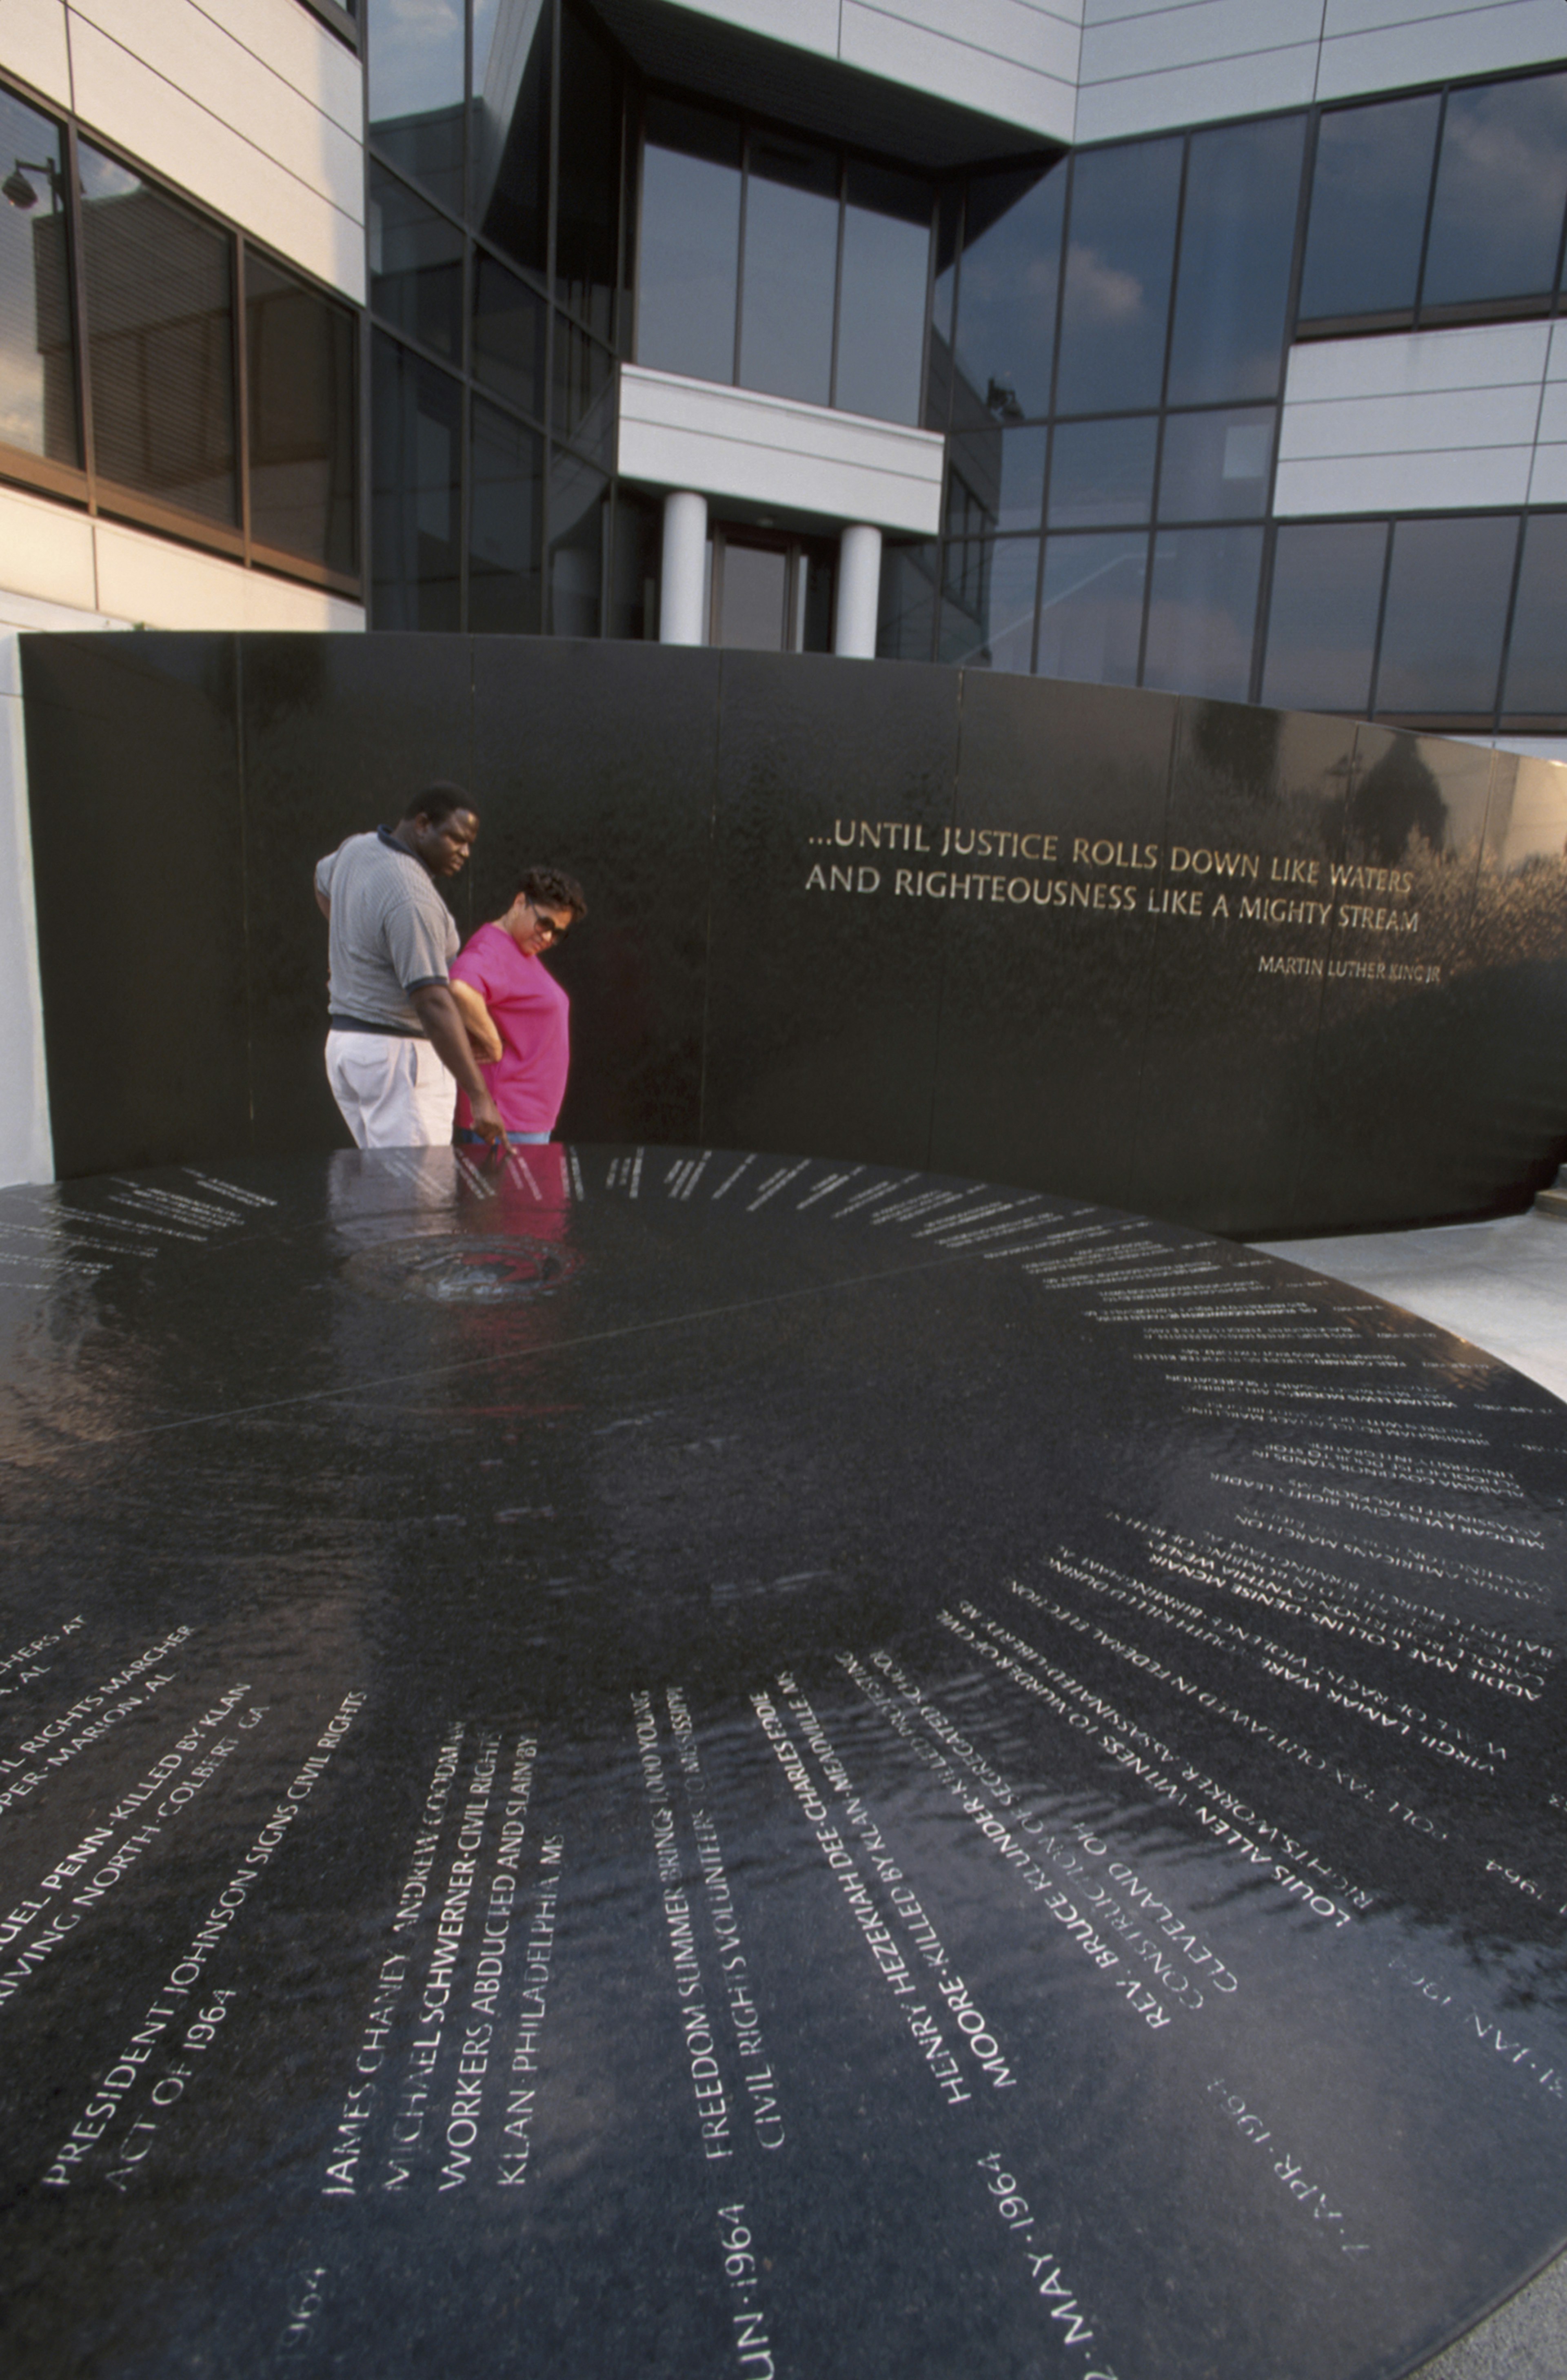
[315,889,331,919]
[450,977,503,1064]
[409,983,506,1143]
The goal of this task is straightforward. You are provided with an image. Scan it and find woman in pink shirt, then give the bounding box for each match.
[449,867,587,1144]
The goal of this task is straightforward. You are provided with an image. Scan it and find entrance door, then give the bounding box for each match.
[708,524,833,651]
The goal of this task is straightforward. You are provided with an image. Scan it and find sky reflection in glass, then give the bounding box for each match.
[1167,115,1305,403]
[1055,139,1181,416]
[0,88,74,464]
[1423,73,1567,307]
[953,166,1065,425]
[738,135,838,406]
[1157,409,1274,522]
[1047,417,1156,528]
[836,164,930,425]
[1300,95,1440,319]
[1143,527,1263,700]
[1502,513,1567,719]
[636,107,741,384]
[1037,532,1146,685]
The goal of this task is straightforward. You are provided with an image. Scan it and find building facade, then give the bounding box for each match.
[2,2,1565,724]
[3,0,1567,1184]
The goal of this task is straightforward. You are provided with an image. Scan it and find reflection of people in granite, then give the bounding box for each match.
[448,869,588,1147]
[315,787,505,1149]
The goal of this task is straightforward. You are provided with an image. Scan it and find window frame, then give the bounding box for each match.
[294,0,359,47]
[1254,504,1567,739]
[1296,63,1567,342]
[0,71,362,600]
[630,82,939,428]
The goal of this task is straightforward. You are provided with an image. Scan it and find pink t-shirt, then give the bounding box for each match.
[451,920,571,1134]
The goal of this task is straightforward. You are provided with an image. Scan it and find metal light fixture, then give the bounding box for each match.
[4,158,63,212]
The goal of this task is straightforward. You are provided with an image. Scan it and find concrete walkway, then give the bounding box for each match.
[1255,1209,1567,1407]
[1253,1206,1567,2375]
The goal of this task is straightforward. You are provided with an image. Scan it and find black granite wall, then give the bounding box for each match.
[20,632,1567,1235]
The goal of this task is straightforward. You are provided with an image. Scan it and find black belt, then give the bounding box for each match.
[328,1015,428,1039]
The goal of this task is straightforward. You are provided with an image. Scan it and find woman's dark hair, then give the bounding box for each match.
[517,866,587,922]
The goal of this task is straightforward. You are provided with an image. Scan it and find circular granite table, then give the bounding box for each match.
[1,1145,1565,2380]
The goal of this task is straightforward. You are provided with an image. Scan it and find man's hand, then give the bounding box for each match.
[409,982,507,1146]
[466,1084,507,1150]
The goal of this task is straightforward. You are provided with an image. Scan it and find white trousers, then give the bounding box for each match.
[325,1031,456,1148]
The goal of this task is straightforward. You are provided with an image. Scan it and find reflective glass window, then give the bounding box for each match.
[472,250,546,420]
[944,470,990,545]
[1157,408,1274,521]
[0,89,76,465]
[368,163,462,361]
[468,396,542,634]
[1374,514,1518,719]
[1055,138,1181,416]
[371,330,461,629]
[948,423,1047,536]
[1036,531,1146,686]
[953,166,1064,426]
[939,536,1039,670]
[1167,115,1305,404]
[553,315,613,449]
[636,102,741,384]
[835,161,930,425]
[1421,75,1567,309]
[548,445,606,636]
[79,144,237,524]
[366,0,464,216]
[246,255,356,573]
[1300,95,1440,320]
[948,538,1033,671]
[554,3,621,342]
[608,489,660,639]
[939,528,989,661]
[1261,520,1388,714]
[924,186,960,430]
[1142,526,1263,700]
[877,538,938,661]
[1501,511,1567,720]
[472,0,550,273]
[738,133,837,406]
[1047,416,1156,529]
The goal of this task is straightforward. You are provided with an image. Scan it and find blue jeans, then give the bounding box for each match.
[456,1127,550,1145]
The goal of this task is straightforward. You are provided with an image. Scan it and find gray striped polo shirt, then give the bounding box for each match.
[315,827,459,1035]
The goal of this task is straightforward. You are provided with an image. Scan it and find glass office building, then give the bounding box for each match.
[0,0,1564,746]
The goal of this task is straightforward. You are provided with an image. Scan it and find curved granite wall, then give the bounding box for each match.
[19,632,1567,1237]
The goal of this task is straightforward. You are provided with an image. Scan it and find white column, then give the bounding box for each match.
[834,523,883,659]
[659,490,708,645]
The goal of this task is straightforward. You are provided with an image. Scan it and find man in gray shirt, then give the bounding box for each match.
[315,784,505,1148]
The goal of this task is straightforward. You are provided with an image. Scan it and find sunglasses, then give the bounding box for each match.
[526,903,569,943]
